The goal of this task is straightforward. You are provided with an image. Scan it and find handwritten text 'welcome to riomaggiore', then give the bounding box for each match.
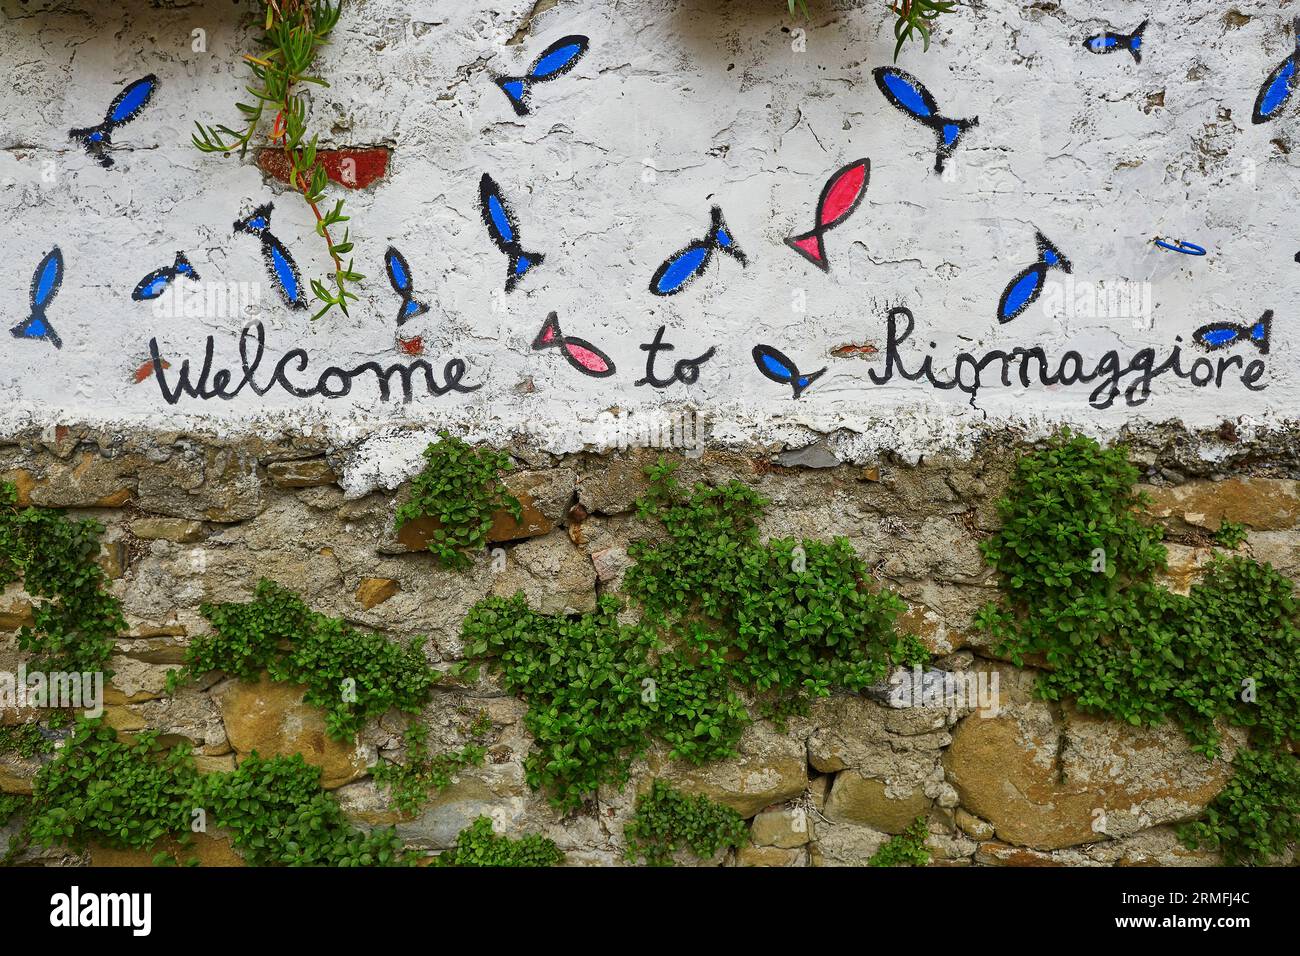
[148,309,1268,410]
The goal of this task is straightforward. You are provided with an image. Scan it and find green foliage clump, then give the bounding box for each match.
[11,719,413,867]
[976,430,1300,864]
[434,816,563,867]
[24,719,198,852]
[1179,747,1300,866]
[624,780,748,866]
[394,432,521,571]
[0,721,53,759]
[628,461,913,719]
[0,480,123,675]
[869,815,932,867]
[0,794,30,828]
[170,579,437,740]
[1214,520,1248,549]
[196,752,412,867]
[372,723,486,816]
[461,594,747,812]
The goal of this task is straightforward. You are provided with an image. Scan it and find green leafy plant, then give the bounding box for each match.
[197,752,413,866]
[1179,747,1300,866]
[624,780,747,866]
[372,723,486,816]
[192,0,361,320]
[10,719,413,866]
[22,719,198,853]
[169,579,437,740]
[460,594,748,812]
[0,794,29,828]
[394,432,522,571]
[628,461,913,719]
[869,814,931,866]
[434,816,563,867]
[1214,520,1248,549]
[976,431,1300,864]
[0,721,53,760]
[0,480,123,676]
[889,0,958,60]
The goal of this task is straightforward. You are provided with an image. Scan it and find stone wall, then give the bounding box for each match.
[4,425,1298,866]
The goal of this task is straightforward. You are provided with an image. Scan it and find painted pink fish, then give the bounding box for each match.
[785,159,870,272]
[531,312,616,378]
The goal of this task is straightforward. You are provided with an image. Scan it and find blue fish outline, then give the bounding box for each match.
[10,247,64,349]
[649,206,748,296]
[1083,19,1148,64]
[872,67,979,174]
[1254,17,1300,124]
[69,74,158,168]
[1193,310,1272,355]
[479,173,545,293]
[494,35,590,116]
[132,251,200,301]
[384,246,430,326]
[751,344,825,399]
[998,230,1073,325]
[233,202,307,310]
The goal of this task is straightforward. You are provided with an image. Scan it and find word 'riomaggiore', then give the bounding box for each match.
[868,308,1268,409]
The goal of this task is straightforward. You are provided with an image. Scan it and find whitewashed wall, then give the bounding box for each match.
[0,0,1294,490]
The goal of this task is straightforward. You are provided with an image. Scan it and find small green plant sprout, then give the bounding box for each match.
[624,780,748,866]
[191,0,362,320]
[394,432,522,571]
[868,815,931,866]
[435,817,563,867]
[372,723,486,816]
[1214,520,1248,549]
[889,1,958,60]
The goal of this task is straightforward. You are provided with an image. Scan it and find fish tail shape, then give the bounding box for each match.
[494,75,531,116]
[505,248,545,293]
[708,206,748,265]
[1253,17,1300,124]
[173,251,198,281]
[1037,231,1073,273]
[790,366,825,399]
[233,203,274,237]
[68,123,114,167]
[932,115,979,173]
[1128,19,1148,63]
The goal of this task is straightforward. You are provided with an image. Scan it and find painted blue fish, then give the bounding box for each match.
[384,247,430,326]
[1254,17,1300,124]
[872,67,979,174]
[132,252,199,301]
[650,206,747,296]
[752,344,824,399]
[495,35,589,116]
[69,74,158,168]
[233,203,306,310]
[1083,19,1148,64]
[10,248,64,349]
[998,231,1072,325]
[479,174,544,293]
[1193,311,1272,355]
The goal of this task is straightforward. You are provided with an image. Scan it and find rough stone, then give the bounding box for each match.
[89,832,246,867]
[268,458,338,488]
[943,666,1242,850]
[129,518,206,543]
[735,844,805,867]
[824,770,932,833]
[750,808,811,847]
[489,531,597,615]
[1140,478,1300,532]
[355,577,400,609]
[218,676,369,789]
[650,723,807,818]
[809,821,890,866]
